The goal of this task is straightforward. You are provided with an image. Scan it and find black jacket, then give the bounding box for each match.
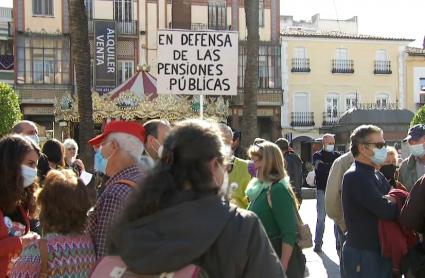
[107,194,285,277]
[284,151,303,199]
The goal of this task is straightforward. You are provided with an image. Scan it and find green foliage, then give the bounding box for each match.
[0,83,22,136]
[411,105,425,127]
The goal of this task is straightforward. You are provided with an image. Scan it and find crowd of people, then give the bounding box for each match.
[2,118,425,278]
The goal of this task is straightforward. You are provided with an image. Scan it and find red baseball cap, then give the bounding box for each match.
[88,121,146,146]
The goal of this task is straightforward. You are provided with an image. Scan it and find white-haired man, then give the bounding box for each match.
[313,133,341,252]
[86,121,145,259]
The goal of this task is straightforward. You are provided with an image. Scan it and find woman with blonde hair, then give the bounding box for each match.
[63,139,85,176]
[246,141,305,278]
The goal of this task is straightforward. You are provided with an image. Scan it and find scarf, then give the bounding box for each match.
[245,177,290,204]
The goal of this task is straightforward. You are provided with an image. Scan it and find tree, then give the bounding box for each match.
[241,0,259,148]
[411,106,425,127]
[0,83,22,136]
[68,0,94,173]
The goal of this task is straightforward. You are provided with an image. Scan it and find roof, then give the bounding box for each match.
[280,29,414,42]
[107,70,158,101]
[337,108,414,126]
[406,46,425,56]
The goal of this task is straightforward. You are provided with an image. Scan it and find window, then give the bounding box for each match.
[293,92,309,112]
[238,44,281,89]
[114,0,133,21]
[335,48,349,60]
[420,78,425,91]
[333,48,353,73]
[259,0,264,27]
[375,49,391,74]
[376,49,388,61]
[85,0,94,20]
[208,2,227,30]
[33,0,53,16]
[345,93,359,110]
[16,36,70,85]
[326,94,340,118]
[118,60,134,85]
[376,93,390,108]
[294,47,306,59]
[292,47,309,71]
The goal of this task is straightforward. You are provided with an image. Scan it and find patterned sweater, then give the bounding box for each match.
[9,233,96,278]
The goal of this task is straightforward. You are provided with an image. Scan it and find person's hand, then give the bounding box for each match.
[20,232,40,248]
[75,159,85,171]
[384,195,397,204]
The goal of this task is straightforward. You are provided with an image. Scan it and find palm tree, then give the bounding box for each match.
[241,0,259,148]
[68,1,94,173]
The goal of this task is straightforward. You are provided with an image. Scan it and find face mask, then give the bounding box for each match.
[94,143,111,174]
[325,145,334,152]
[28,135,40,145]
[153,138,163,158]
[21,165,37,188]
[380,164,397,180]
[409,144,425,158]
[248,161,257,177]
[364,145,387,165]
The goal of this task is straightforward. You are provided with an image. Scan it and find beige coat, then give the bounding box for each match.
[325,152,354,233]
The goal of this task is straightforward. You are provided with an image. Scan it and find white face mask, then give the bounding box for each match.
[28,135,40,145]
[409,144,425,158]
[325,145,335,152]
[224,144,232,156]
[215,164,230,199]
[153,138,163,158]
[21,165,37,188]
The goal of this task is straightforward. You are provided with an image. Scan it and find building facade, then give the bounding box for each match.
[0,6,13,85]
[280,14,358,34]
[280,29,413,164]
[404,46,425,112]
[12,0,282,141]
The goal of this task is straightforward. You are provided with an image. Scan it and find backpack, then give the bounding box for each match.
[88,256,202,278]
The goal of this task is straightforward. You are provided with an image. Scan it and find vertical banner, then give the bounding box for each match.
[94,20,117,95]
[156,29,238,95]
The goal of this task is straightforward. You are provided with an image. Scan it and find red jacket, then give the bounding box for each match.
[378,189,417,274]
[0,206,29,278]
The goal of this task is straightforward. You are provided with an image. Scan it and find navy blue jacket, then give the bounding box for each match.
[313,149,341,191]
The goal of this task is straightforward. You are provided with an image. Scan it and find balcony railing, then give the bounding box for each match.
[374,61,392,74]
[0,55,14,70]
[168,22,230,31]
[291,112,315,127]
[229,89,283,106]
[322,112,342,126]
[8,22,13,37]
[0,7,12,19]
[88,20,137,35]
[332,59,354,74]
[291,58,311,73]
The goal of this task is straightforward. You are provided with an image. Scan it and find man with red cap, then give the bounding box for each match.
[86,121,145,259]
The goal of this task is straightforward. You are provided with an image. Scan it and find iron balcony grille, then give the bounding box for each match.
[332,59,354,74]
[322,112,342,126]
[88,20,137,36]
[292,58,311,73]
[374,61,392,74]
[291,112,315,127]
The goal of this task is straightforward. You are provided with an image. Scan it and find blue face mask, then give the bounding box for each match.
[365,145,387,165]
[94,143,111,174]
[28,135,40,145]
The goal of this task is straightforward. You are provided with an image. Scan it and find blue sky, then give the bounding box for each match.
[3,0,424,47]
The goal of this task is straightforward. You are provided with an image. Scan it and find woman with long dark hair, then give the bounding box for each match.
[0,134,41,277]
[42,139,65,170]
[107,120,284,277]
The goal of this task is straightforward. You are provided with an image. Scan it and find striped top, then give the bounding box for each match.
[9,233,96,278]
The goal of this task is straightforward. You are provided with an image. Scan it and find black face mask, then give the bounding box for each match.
[380,164,397,180]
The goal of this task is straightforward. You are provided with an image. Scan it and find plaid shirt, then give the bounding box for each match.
[86,165,143,259]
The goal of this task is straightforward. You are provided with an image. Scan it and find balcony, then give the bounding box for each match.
[374,61,392,74]
[291,58,311,73]
[291,112,315,127]
[87,20,137,36]
[332,59,354,74]
[168,22,230,31]
[0,55,14,70]
[322,112,342,127]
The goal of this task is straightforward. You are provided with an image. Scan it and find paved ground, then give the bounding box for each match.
[299,199,341,278]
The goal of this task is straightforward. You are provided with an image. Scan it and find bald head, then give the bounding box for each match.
[322,133,335,152]
[13,120,38,136]
[219,124,233,145]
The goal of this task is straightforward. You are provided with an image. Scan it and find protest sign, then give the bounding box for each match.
[157,29,238,95]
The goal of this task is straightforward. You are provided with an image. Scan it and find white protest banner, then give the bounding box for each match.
[157,29,238,96]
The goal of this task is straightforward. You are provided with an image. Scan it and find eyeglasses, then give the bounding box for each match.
[364,142,387,149]
[254,143,264,149]
[67,148,76,151]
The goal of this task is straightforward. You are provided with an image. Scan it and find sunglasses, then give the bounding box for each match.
[364,142,387,149]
